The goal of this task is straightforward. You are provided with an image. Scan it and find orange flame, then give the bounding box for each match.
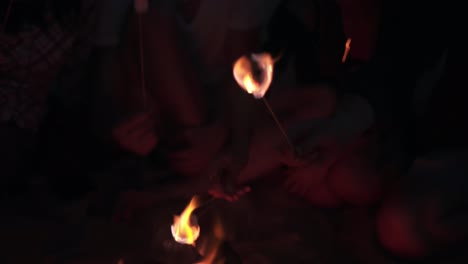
[171,197,201,246]
[196,217,225,264]
[233,53,274,99]
[342,38,352,63]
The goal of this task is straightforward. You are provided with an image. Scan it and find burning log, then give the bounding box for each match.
[194,241,242,264]
[194,215,241,264]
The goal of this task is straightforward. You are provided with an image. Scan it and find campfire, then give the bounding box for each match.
[167,41,354,262]
[169,196,238,264]
[167,51,293,263]
[195,217,225,264]
[171,196,201,246]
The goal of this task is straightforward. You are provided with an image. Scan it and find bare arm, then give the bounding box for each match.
[138,7,205,128]
[142,4,262,165]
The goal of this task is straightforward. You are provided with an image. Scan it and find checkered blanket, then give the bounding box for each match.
[0,2,97,131]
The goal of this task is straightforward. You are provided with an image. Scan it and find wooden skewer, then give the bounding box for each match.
[262,97,295,153]
[135,0,149,108]
[138,15,147,108]
[0,0,14,33]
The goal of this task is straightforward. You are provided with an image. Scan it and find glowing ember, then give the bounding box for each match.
[171,197,201,245]
[342,38,352,63]
[233,53,274,99]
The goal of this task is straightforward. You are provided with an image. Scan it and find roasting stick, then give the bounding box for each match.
[134,0,149,108]
[233,53,296,153]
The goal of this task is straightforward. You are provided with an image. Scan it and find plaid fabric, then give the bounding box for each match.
[0,2,97,131]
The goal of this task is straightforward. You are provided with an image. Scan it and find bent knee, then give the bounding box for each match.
[273,85,337,121]
[328,157,383,206]
[301,84,337,118]
[376,200,428,258]
[307,183,343,208]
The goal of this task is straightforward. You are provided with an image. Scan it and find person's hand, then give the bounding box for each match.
[280,131,327,168]
[281,145,320,168]
[112,112,158,156]
[204,151,251,202]
[166,123,228,177]
[208,185,251,202]
[281,121,339,168]
[284,158,330,196]
[279,120,329,167]
[282,138,340,194]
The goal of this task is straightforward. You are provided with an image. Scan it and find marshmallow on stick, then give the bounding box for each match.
[233,53,295,152]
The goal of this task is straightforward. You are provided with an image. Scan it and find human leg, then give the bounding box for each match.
[114,10,226,176]
[376,153,468,258]
[284,93,380,207]
[131,8,206,129]
[234,85,337,184]
[0,123,35,195]
[327,130,383,206]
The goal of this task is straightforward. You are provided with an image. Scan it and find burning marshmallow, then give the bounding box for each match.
[233,53,274,99]
[233,52,296,151]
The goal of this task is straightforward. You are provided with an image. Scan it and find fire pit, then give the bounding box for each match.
[124,196,241,264]
[119,178,334,264]
[167,196,242,264]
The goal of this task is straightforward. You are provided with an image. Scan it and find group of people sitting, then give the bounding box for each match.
[1,0,466,260]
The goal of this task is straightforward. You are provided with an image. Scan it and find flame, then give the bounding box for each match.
[233,53,274,99]
[171,197,201,245]
[196,217,225,264]
[342,38,352,63]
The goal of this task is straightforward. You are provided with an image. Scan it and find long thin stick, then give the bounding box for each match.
[138,15,147,108]
[1,0,14,33]
[261,97,295,152]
